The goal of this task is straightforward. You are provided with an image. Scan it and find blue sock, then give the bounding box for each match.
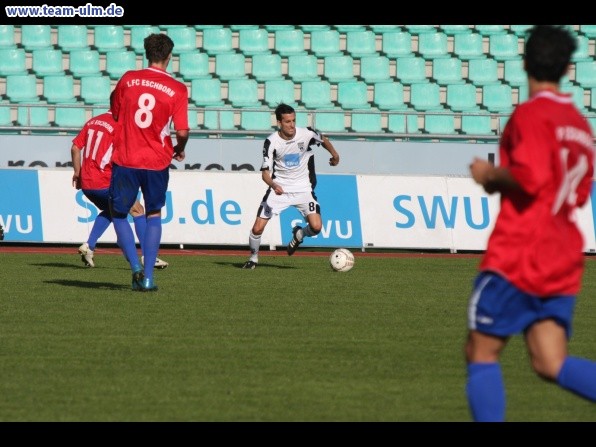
[133,215,147,253]
[87,211,111,250]
[142,216,161,281]
[466,362,506,422]
[112,216,141,271]
[557,356,596,401]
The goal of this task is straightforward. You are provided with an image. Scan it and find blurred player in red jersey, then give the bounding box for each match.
[109,33,188,292]
[465,25,596,422]
[71,102,169,269]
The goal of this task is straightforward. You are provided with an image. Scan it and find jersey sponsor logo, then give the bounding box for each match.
[283,153,300,168]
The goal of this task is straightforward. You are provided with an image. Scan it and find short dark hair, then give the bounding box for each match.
[524,25,577,83]
[275,103,295,121]
[144,33,175,64]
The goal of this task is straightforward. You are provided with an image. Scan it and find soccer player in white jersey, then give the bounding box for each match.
[242,103,340,269]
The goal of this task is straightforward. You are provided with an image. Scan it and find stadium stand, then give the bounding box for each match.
[274,29,306,56]
[287,54,319,82]
[202,28,234,55]
[238,28,270,55]
[359,55,392,84]
[20,25,52,50]
[57,25,89,52]
[417,32,450,59]
[0,24,16,48]
[69,49,101,78]
[251,53,283,81]
[43,75,77,104]
[178,52,211,80]
[6,75,39,103]
[0,48,27,76]
[309,30,342,57]
[93,25,125,52]
[346,30,377,58]
[381,31,413,58]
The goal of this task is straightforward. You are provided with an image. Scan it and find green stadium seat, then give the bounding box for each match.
[516,84,528,103]
[54,106,87,128]
[215,53,247,80]
[0,24,16,48]
[93,25,125,52]
[424,114,456,135]
[129,25,160,54]
[80,76,112,105]
[503,59,526,86]
[396,56,427,84]
[350,112,383,133]
[251,53,283,81]
[334,25,366,32]
[590,88,596,111]
[337,81,370,109]
[575,61,596,88]
[563,84,587,111]
[572,35,591,62]
[187,109,199,129]
[287,54,318,81]
[43,75,77,104]
[313,111,345,132]
[387,113,406,133]
[239,28,270,55]
[488,33,520,61]
[439,25,471,35]
[409,82,443,111]
[241,109,274,131]
[453,33,485,60]
[461,114,494,136]
[17,106,50,127]
[300,80,334,109]
[57,25,89,52]
[274,29,306,56]
[295,111,309,127]
[346,30,377,58]
[6,75,39,103]
[432,57,464,85]
[359,55,391,84]
[229,25,259,31]
[404,25,436,34]
[418,32,449,59]
[264,25,295,32]
[467,58,499,85]
[0,48,27,75]
[498,115,510,133]
[202,28,233,55]
[69,49,101,77]
[32,49,64,77]
[165,27,197,54]
[0,106,13,126]
[203,107,235,130]
[178,52,210,80]
[382,31,413,58]
[324,55,355,83]
[264,79,296,107]
[579,25,596,38]
[509,25,532,36]
[21,25,52,50]
[105,50,137,79]
[373,82,407,110]
[227,78,260,107]
[370,25,401,34]
[474,25,507,35]
[299,25,331,32]
[482,84,513,113]
[192,25,223,31]
[309,30,342,57]
[191,78,224,106]
[446,83,479,111]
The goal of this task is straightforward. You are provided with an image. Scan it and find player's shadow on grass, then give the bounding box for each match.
[214,261,296,269]
[31,262,86,268]
[45,279,129,290]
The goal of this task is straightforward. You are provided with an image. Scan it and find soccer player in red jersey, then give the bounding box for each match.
[71,104,169,269]
[110,33,188,291]
[465,25,596,421]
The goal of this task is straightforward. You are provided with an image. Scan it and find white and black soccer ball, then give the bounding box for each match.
[329,248,355,272]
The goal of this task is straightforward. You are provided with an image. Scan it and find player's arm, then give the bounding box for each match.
[321,135,340,166]
[261,169,283,195]
[469,157,521,194]
[173,129,189,162]
[70,143,82,189]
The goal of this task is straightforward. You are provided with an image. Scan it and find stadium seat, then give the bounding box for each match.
[461,114,494,136]
[482,84,513,113]
[564,84,587,111]
[580,25,596,38]
[178,52,210,80]
[337,81,370,110]
[264,25,295,32]
[239,28,270,55]
[202,28,233,55]
[309,30,342,57]
[572,35,591,62]
[295,111,309,127]
[373,82,407,110]
[240,109,274,131]
[43,75,77,104]
[165,26,197,54]
[57,25,89,52]
[69,49,101,77]
[488,33,520,60]
[0,24,15,48]
[509,25,532,36]
[350,112,383,133]
[467,58,499,85]
[575,61,596,88]
[432,57,464,85]
[105,50,137,79]
[382,31,413,58]
[227,78,260,107]
[274,29,306,56]
[129,25,160,54]
[203,107,235,130]
[417,32,449,59]
[439,25,471,35]
[396,56,427,84]
[264,79,296,107]
[0,48,27,75]
[6,75,39,103]
[334,25,366,32]
[346,30,377,58]
[287,54,319,82]
[20,25,52,50]
[503,59,526,86]
[299,25,331,32]
[191,78,224,106]
[517,84,529,103]
[474,25,507,35]
[453,33,485,60]
[93,25,125,52]
[192,25,223,31]
[300,80,334,109]
[251,53,283,81]
[359,55,391,84]
[80,75,112,105]
[323,55,355,83]
[409,82,443,111]
[229,25,259,31]
[424,114,457,135]
[404,25,436,35]
[0,106,13,127]
[370,25,401,34]
[498,115,509,133]
[54,106,87,128]
[215,52,247,80]
[187,109,199,129]
[31,49,64,77]
[446,83,479,111]
[17,106,50,127]
[313,111,345,132]
[387,113,406,133]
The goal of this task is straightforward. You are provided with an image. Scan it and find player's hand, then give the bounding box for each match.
[72,175,81,190]
[172,147,185,162]
[469,158,494,191]
[272,182,283,195]
[329,154,340,166]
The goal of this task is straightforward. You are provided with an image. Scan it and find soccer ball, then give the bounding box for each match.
[329,248,355,272]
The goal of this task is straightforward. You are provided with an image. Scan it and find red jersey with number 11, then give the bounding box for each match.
[480,90,595,296]
[111,66,189,170]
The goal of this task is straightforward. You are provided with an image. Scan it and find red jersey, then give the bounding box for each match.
[72,111,118,190]
[480,90,595,296]
[111,66,189,170]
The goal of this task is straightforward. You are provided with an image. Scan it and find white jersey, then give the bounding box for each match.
[260,127,324,193]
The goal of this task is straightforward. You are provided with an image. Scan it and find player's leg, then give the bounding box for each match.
[79,189,112,267]
[287,192,320,255]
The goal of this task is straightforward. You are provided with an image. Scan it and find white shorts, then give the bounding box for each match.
[257,190,320,219]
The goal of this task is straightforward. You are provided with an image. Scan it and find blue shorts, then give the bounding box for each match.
[109,164,169,216]
[467,272,575,339]
[83,188,110,211]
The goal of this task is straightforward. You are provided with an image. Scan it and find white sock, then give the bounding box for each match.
[249,231,261,262]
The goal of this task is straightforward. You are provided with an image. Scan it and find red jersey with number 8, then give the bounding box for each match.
[111,66,189,170]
